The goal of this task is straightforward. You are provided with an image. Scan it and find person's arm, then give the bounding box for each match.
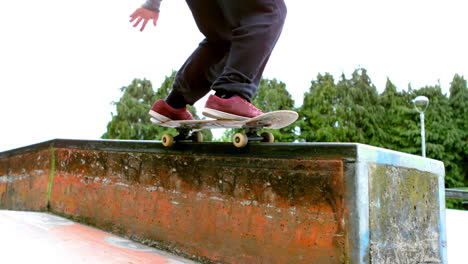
[142,0,162,12]
[129,0,162,32]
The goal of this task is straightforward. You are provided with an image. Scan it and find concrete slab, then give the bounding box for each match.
[0,210,196,264]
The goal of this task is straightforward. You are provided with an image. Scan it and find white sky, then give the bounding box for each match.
[1,0,467,151]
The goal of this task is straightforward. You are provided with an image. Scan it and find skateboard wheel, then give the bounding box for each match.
[261,132,274,143]
[162,134,174,147]
[233,133,248,148]
[192,131,203,143]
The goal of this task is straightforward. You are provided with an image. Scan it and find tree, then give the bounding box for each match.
[298,70,467,209]
[413,85,464,189]
[102,78,160,140]
[298,72,347,142]
[102,72,212,141]
[220,78,296,142]
[338,68,384,146]
[378,79,421,154]
[299,68,383,145]
[448,74,468,186]
[253,79,295,113]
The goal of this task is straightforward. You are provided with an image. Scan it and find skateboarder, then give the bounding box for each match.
[130,0,287,122]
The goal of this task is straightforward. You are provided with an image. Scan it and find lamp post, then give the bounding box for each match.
[412,96,429,157]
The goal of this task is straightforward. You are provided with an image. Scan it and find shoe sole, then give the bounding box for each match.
[148,110,172,123]
[202,108,250,121]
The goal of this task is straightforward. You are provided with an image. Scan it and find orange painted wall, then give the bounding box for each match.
[1,144,348,263]
[0,150,50,211]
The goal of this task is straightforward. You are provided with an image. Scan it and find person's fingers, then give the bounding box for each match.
[129,11,137,21]
[133,17,143,28]
[129,9,142,22]
[129,8,159,31]
[140,19,149,32]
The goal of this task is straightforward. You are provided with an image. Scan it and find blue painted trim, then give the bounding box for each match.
[354,156,371,264]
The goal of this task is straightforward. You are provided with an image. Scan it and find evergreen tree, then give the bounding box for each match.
[298,70,467,209]
[412,85,464,189]
[299,72,347,142]
[299,68,383,144]
[448,74,468,186]
[253,78,297,142]
[338,68,384,146]
[379,78,420,154]
[102,78,160,139]
[253,79,295,112]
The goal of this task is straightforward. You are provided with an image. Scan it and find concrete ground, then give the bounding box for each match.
[0,209,466,264]
[0,210,197,264]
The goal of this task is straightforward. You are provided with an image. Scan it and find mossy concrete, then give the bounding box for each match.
[369,164,441,263]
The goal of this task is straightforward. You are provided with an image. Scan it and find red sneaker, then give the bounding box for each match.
[148,100,195,122]
[203,95,264,120]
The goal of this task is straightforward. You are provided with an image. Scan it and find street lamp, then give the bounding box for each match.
[412,96,429,157]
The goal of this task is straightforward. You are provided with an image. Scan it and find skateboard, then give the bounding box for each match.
[151,110,298,148]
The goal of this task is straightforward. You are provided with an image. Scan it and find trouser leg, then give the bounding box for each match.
[168,39,228,106]
[167,0,230,106]
[168,0,287,105]
[211,0,287,101]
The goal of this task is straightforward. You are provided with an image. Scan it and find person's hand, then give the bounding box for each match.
[129,8,160,32]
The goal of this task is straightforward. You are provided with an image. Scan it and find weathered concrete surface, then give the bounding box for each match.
[0,149,51,211]
[51,149,346,263]
[356,147,447,264]
[368,164,441,263]
[0,139,447,264]
[0,210,196,264]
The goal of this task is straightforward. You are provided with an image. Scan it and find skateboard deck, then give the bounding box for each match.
[151,110,298,148]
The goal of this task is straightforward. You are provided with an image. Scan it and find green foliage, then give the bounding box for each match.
[299,72,347,142]
[102,78,160,140]
[253,79,295,112]
[298,69,467,209]
[449,74,468,186]
[378,79,420,154]
[221,78,296,142]
[415,85,465,188]
[338,69,385,146]
[299,68,384,145]
[102,71,212,141]
[446,199,465,210]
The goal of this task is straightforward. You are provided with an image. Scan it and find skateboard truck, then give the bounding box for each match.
[162,128,273,148]
[232,127,274,148]
[161,128,203,147]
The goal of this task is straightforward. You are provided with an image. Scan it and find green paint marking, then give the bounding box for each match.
[47,145,56,210]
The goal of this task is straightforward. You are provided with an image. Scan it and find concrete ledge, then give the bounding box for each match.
[0,139,358,160]
[0,139,447,264]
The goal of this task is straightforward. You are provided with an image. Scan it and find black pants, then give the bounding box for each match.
[169,0,287,105]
